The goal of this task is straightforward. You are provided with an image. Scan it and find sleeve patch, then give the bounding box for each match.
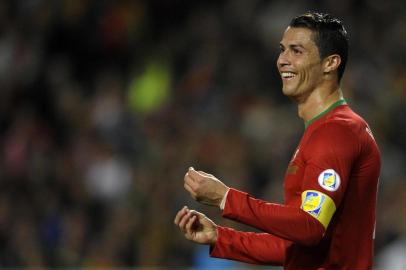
[301,190,336,229]
[318,169,340,191]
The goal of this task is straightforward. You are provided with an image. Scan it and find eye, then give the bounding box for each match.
[293,48,302,55]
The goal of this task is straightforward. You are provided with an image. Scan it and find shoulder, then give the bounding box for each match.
[326,105,368,133]
[308,105,368,141]
[307,121,359,150]
[304,114,363,160]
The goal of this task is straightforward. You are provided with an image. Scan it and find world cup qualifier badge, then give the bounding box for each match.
[301,191,325,217]
[318,169,341,192]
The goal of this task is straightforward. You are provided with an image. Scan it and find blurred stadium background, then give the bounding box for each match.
[0,0,405,269]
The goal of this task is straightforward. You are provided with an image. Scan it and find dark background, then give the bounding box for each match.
[0,0,405,269]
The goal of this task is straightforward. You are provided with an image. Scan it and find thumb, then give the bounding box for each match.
[197,170,213,177]
[188,167,202,179]
[189,209,204,218]
[190,210,214,226]
[189,167,211,177]
[189,210,208,223]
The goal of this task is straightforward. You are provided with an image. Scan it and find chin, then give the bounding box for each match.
[282,87,302,102]
[282,87,296,97]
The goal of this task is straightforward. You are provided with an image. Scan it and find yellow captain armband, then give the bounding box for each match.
[301,190,336,229]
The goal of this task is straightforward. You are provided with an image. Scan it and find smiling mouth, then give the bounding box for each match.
[281,72,297,80]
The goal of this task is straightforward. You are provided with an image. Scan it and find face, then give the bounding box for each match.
[277,27,324,99]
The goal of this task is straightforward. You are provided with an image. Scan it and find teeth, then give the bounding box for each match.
[281,72,296,78]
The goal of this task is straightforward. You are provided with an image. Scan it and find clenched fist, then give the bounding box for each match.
[184,167,229,207]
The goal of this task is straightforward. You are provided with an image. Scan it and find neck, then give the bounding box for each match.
[297,85,343,123]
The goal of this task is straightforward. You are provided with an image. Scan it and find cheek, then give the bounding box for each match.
[302,62,322,84]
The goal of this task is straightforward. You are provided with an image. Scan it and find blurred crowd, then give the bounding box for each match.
[0,0,405,269]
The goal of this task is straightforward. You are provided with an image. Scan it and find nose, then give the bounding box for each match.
[277,51,290,69]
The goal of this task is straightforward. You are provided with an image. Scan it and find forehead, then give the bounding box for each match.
[280,27,317,48]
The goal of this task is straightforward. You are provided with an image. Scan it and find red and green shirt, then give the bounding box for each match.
[210,100,381,269]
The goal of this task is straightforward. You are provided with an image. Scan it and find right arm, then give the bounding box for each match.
[211,226,288,265]
[174,206,287,265]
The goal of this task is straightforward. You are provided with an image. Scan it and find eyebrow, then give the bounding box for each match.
[279,43,306,50]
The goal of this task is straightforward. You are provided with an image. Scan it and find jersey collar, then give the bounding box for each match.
[305,99,347,129]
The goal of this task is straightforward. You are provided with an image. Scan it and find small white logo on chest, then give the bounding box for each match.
[318,169,341,192]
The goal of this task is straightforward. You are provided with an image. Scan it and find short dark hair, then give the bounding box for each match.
[290,12,349,82]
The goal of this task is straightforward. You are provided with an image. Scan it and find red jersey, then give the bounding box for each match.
[210,100,381,269]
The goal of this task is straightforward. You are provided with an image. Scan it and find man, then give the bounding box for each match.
[174,12,381,269]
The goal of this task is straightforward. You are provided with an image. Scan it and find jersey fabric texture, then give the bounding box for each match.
[210,101,381,270]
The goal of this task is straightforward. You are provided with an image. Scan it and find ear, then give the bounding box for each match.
[323,54,341,74]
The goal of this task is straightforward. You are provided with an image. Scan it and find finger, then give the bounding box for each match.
[184,182,197,199]
[174,206,187,226]
[184,174,198,187]
[184,174,199,188]
[185,215,197,234]
[189,210,210,225]
[184,171,193,183]
[178,210,193,232]
[185,171,200,186]
[174,206,188,225]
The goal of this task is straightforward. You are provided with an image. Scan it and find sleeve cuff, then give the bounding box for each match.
[209,226,231,258]
[219,188,230,210]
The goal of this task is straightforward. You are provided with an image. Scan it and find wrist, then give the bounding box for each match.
[210,225,219,245]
